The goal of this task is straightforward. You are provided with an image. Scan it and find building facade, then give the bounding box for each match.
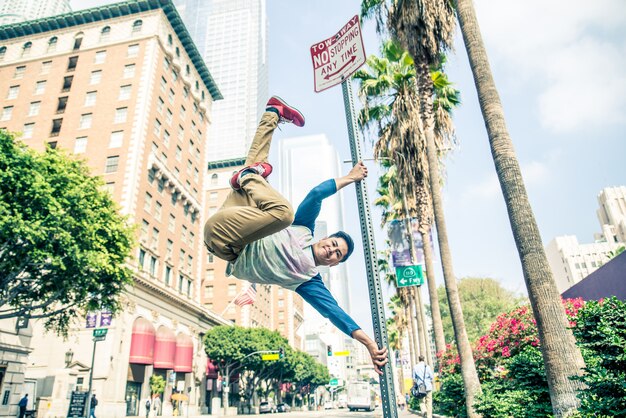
[174,0,269,161]
[0,0,71,26]
[546,186,626,293]
[0,1,231,416]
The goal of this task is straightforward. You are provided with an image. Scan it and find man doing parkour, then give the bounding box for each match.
[204,96,388,374]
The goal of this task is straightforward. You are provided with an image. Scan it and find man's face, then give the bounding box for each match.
[312,236,348,267]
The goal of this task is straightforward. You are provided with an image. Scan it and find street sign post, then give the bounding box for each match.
[329,378,339,387]
[310,15,366,93]
[395,265,424,287]
[310,14,398,418]
[92,328,108,341]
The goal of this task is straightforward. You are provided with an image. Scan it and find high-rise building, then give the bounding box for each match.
[0,1,230,416]
[174,0,268,161]
[277,134,354,379]
[0,0,71,25]
[546,186,625,293]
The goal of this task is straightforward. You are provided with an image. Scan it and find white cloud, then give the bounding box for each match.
[471,0,626,134]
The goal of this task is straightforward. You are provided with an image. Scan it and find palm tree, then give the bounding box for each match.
[361,1,482,415]
[453,0,585,415]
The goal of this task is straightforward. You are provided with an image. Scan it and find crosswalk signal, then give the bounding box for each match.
[327,345,332,356]
[278,348,284,358]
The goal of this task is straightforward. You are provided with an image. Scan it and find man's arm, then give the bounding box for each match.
[293,162,368,232]
[295,276,388,375]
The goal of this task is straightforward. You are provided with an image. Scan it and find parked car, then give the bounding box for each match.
[259,401,277,414]
[276,403,291,412]
[324,401,334,410]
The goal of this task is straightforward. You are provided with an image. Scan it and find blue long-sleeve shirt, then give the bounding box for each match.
[293,180,361,337]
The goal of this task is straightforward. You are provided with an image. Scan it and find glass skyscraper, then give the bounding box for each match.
[175,0,268,161]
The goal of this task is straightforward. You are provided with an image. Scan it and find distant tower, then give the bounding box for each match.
[0,0,71,25]
[174,0,269,161]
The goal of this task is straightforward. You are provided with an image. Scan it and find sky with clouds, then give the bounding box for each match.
[71,0,626,335]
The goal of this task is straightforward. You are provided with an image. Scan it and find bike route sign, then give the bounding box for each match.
[310,15,366,92]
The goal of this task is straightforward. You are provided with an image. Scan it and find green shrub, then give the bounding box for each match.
[433,373,467,417]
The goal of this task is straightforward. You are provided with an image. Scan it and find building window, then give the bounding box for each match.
[74,136,87,154]
[21,42,32,57]
[40,61,52,74]
[62,75,73,92]
[211,174,218,185]
[104,182,114,195]
[181,225,187,244]
[1,106,12,121]
[149,256,157,277]
[67,56,78,71]
[0,46,6,61]
[164,265,171,286]
[84,91,97,107]
[168,214,175,232]
[73,33,84,50]
[105,155,119,173]
[207,253,214,263]
[7,85,19,99]
[157,97,164,113]
[183,87,189,99]
[171,70,178,82]
[166,109,173,125]
[50,118,62,136]
[28,101,41,117]
[56,96,68,113]
[144,192,152,213]
[22,123,34,139]
[179,105,186,120]
[168,88,175,103]
[155,201,162,221]
[138,249,146,269]
[90,70,102,85]
[153,119,162,136]
[34,80,46,95]
[94,50,106,64]
[132,19,143,33]
[178,275,184,293]
[118,84,131,101]
[206,270,214,281]
[210,192,218,202]
[185,65,190,76]
[127,43,139,58]
[14,65,25,79]
[175,146,182,161]
[228,284,236,297]
[167,34,172,45]
[47,37,58,52]
[140,220,149,239]
[177,125,184,141]
[79,113,92,129]
[123,64,135,78]
[100,26,111,42]
[166,239,173,258]
[163,130,170,146]
[175,47,180,58]
[160,76,167,92]
[114,107,128,123]
[204,285,213,299]
[189,231,195,248]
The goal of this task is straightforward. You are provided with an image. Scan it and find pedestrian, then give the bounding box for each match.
[145,398,151,418]
[152,396,161,416]
[89,393,98,418]
[397,392,405,410]
[412,356,433,413]
[204,96,387,373]
[18,394,28,418]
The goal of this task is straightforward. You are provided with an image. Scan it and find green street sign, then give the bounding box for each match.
[93,328,108,341]
[395,265,424,287]
[329,378,339,386]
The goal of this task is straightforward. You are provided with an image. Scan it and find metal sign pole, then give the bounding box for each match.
[341,79,398,418]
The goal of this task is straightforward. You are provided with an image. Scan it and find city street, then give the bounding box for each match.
[150,408,420,418]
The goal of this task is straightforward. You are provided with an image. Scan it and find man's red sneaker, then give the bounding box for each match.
[266,96,305,127]
[229,162,273,190]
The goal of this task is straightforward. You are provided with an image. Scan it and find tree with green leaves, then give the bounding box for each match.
[437,278,526,344]
[0,130,134,334]
[453,0,587,415]
[149,375,166,398]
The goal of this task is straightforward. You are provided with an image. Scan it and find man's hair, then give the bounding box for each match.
[418,355,425,362]
[330,231,354,262]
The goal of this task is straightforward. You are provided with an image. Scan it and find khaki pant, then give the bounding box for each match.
[203,112,294,261]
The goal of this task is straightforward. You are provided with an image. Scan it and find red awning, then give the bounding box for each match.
[174,333,193,373]
[129,317,155,365]
[153,326,176,369]
[206,358,218,379]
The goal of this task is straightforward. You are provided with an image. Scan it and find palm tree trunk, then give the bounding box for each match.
[422,226,447,356]
[416,288,433,365]
[454,0,585,415]
[406,292,419,364]
[412,288,427,359]
[416,63,482,417]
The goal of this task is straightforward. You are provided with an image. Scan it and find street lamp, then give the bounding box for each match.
[65,348,74,367]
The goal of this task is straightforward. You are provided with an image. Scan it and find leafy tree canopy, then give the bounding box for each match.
[436,277,526,344]
[0,131,134,334]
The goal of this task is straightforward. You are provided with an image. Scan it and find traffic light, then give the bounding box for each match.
[278,347,285,358]
[327,345,332,356]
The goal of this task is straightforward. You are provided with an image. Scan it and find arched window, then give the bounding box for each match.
[100,26,111,42]
[132,19,143,33]
[195,80,199,91]
[201,91,205,101]
[21,42,32,57]
[73,32,84,50]
[0,46,7,61]
[167,34,173,45]
[47,37,58,52]
[185,64,190,76]
[210,173,218,185]
[175,47,180,58]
